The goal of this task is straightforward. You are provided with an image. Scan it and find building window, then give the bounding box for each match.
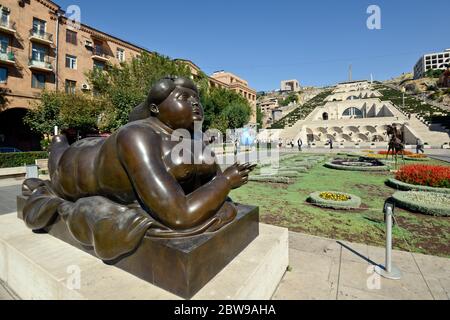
[65,80,76,94]
[0,34,8,53]
[93,60,105,71]
[31,43,46,62]
[66,30,77,45]
[0,67,7,83]
[31,73,45,89]
[32,18,46,35]
[1,9,10,27]
[116,48,125,62]
[65,54,77,69]
[342,107,363,118]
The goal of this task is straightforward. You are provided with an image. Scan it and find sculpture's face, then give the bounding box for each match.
[157,87,204,131]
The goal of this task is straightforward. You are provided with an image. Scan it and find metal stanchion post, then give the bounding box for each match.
[375,200,402,280]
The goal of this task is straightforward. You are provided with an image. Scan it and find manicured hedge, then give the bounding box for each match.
[0,152,49,169]
[392,191,450,217]
[386,178,450,194]
[307,191,362,209]
[404,157,430,162]
[278,167,308,173]
[249,175,293,184]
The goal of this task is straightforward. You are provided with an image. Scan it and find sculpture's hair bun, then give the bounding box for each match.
[129,76,198,122]
[147,76,198,106]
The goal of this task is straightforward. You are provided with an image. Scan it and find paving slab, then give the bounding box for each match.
[275,231,449,300]
[0,282,14,300]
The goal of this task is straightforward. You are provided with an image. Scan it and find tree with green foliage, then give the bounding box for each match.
[426,69,444,78]
[279,93,299,106]
[24,91,110,141]
[256,105,263,129]
[201,87,252,132]
[25,52,253,146]
[87,52,196,131]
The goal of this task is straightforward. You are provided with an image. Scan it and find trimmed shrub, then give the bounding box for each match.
[0,152,49,169]
[249,175,293,184]
[307,191,361,209]
[278,167,308,173]
[395,164,450,188]
[404,156,430,162]
[392,191,450,217]
[386,178,450,194]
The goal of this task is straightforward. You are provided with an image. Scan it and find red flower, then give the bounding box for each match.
[395,164,450,188]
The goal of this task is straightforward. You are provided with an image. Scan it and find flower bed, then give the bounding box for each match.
[307,191,361,209]
[392,191,450,217]
[395,164,450,188]
[319,192,350,201]
[378,150,414,156]
[324,158,390,172]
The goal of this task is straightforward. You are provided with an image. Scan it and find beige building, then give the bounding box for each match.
[177,62,257,124]
[281,79,300,92]
[0,0,257,151]
[210,71,257,124]
[0,0,147,150]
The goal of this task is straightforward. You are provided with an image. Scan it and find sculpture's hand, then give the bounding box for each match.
[223,163,257,189]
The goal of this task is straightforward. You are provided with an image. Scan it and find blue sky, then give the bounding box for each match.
[56,0,450,91]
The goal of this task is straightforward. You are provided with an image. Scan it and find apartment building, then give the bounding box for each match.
[414,49,450,79]
[0,0,258,151]
[177,61,257,124]
[280,79,300,92]
[0,0,147,151]
[210,71,257,124]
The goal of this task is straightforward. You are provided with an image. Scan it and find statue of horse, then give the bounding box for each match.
[386,124,406,165]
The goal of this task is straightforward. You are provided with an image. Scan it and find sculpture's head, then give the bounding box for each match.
[129,76,203,131]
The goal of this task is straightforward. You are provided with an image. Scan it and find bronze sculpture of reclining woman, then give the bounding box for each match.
[22,77,255,261]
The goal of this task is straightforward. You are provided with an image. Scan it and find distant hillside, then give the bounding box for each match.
[383,72,450,109]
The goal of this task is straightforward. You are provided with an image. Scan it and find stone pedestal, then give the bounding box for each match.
[0,213,288,300]
[17,197,259,299]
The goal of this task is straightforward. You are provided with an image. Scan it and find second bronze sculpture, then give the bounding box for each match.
[21,76,256,261]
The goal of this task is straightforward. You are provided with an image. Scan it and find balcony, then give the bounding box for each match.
[0,20,16,35]
[29,29,53,46]
[29,58,53,72]
[91,48,110,62]
[0,50,15,65]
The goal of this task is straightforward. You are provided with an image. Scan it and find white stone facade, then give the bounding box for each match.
[414,49,450,79]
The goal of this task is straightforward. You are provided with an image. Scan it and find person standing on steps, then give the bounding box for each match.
[297,138,303,152]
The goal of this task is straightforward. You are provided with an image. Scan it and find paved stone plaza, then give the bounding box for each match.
[1,171,449,300]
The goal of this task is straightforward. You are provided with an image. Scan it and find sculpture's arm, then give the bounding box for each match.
[117,128,233,230]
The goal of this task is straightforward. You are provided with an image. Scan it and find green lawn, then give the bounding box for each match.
[231,154,450,258]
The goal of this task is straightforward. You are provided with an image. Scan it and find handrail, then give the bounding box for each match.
[29,28,53,42]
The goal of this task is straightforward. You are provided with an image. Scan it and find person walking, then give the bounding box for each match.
[297,138,303,151]
[416,139,425,154]
[329,139,333,150]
